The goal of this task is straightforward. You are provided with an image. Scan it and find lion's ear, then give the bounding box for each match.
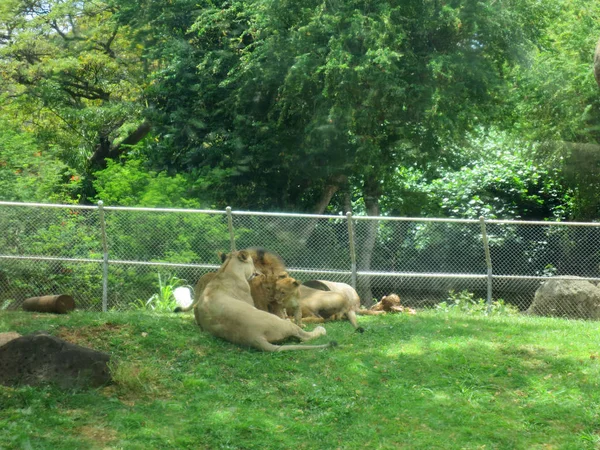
[218,252,227,263]
[238,250,250,262]
[293,280,300,287]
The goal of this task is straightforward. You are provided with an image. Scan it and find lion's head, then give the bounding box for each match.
[274,275,300,304]
[218,250,257,282]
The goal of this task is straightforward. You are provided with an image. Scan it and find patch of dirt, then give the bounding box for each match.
[56,323,130,349]
[0,332,21,347]
[77,424,118,447]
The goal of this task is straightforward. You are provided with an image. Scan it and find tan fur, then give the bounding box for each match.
[358,293,413,315]
[297,284,363,331]
[245,248,291,318]
[274,277,302,325]
[194,251,335,352]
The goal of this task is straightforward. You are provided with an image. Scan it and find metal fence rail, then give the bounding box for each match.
[1,200,600,316]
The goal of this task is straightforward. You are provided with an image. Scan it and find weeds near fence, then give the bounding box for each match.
[130,273,192,311]
[435,290,520,316]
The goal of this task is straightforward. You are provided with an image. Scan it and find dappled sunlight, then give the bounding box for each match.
[3,310,600,448]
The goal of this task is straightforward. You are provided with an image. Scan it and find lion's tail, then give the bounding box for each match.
[274,341,338,352]
[356,309,386,316]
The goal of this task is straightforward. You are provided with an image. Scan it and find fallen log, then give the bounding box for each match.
[22,294,75,314]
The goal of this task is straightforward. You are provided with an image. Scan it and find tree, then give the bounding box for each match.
[0,0,150,201]
[140,0,553,300]
[0,121,79,202]
[505,1,600,220]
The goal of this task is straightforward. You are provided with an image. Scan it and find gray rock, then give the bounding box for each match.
[0,332,112,388]
[527,278,600,319]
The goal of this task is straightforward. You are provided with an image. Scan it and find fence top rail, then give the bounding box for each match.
[229,210,345,219]
[102,206,226,214]
[2,200,600,227]
[0,201,96,210]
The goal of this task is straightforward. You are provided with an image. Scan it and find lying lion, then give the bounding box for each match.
[194,250,336,352]
[176,248,298,321]
[297,283,364,332]
[273,276,302,325]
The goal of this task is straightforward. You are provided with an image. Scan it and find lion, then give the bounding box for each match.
[297,282,364,332]
[273,276,302,325]
[194,250,336,352]
[246,248,291,316]
[177,248,295,320]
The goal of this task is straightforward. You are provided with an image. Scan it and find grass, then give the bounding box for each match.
[2,309,600,449]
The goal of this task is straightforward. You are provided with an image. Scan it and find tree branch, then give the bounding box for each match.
[89,121,152,168]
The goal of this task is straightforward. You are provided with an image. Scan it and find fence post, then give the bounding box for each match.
[479,216,493,314]
[98,201,109,312]
[226,206,236,252]
[347,212,357,290]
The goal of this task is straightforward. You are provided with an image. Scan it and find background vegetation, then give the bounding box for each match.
[2,0,600,305]
[1,0,599,218]
[3,4,600,446]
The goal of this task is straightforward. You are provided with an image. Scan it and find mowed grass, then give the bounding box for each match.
[2,310,600,450]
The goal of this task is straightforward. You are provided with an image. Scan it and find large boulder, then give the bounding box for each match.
[527,278,600,319]
[0,332,112,388]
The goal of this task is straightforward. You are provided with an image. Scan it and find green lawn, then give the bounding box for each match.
[1,310,600,449]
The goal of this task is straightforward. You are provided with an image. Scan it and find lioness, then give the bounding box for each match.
[176,248,294,319]
[195,250,336,352]
[273,276,302,325]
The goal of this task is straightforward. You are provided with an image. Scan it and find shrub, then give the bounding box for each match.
[435,290,520,316]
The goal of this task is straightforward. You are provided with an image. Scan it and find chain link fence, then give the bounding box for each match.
[2,201,600,317]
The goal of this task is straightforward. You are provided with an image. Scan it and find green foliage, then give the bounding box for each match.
[92,158,200,208]
[0,123,79,203]
[1,300,12,310]
[0,0,149,200]
[505,1,600,220]
[138,0,546,211]
[428,150,571,221]
[381,130,573,220]
[436,290,520,316]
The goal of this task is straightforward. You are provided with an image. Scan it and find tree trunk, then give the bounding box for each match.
[595,36,600,89]
[89,121,152,169]
[357,174,381,305]
[297,175,348,244]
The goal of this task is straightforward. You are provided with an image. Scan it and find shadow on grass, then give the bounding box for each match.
[3,311,600,449]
